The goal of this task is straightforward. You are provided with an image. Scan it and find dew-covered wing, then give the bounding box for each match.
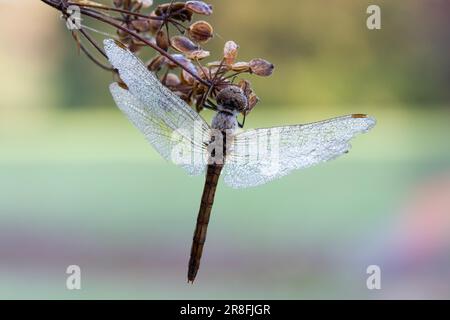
[223,114,376,188]
[104,39,210,175]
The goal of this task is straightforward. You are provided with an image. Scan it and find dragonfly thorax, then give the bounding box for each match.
[211,111,238,131]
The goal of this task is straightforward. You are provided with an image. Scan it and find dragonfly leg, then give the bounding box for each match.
[238,113,246,128]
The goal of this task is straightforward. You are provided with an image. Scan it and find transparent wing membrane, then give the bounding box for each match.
[223,115,376,188]
[105,39,210,175]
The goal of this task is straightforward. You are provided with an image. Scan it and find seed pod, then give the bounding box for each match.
[135,0,153,8]
[147,55,167,72]
[131,19,150,32]
[224,41,239,65]
[197,66,210,79]
[246,94,260,113]
[113,0,123,7]
[185,1,213,15]
[128,41,143,53]
[249,58,274,77]
[171,36,199,53]
[231,62,250,72]
[73,0,105,7]
[187,49,210,60]
[168,54,199,80]
[181,69,195,84]
[188,21,213,43]
[156,30,169,51]
[148,11,163,34]
[163,73,181,87]
[238,79,251,95]
[156,2,193,22]
[167,54,192,69]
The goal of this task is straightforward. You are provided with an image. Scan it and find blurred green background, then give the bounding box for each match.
[0,0,449,299]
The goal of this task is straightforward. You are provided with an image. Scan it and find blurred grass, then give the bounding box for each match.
[1,106,449,298]
[1,0,450,299]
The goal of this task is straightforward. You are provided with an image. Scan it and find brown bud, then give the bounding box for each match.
[171,35,199,53]
[224,41,239,65]
[188,21,213,43]
[249,58,274,76]
[156,30,169,51]
[185,1,213,15]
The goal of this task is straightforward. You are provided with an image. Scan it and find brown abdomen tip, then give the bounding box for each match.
[352,114,368,118]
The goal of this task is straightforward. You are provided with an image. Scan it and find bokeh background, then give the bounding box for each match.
[0,0,449,299]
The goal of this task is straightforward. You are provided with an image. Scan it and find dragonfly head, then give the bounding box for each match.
[216,86,247,115]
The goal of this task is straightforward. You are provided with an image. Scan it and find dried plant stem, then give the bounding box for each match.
[80,8,211,87]
[66,2,166,21]
[41,0,211,88]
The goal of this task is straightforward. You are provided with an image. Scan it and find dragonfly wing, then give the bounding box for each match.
[104,39,210,175]
[223,114,376,188]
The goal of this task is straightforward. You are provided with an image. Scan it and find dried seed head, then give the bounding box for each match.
[224,41,239,65]
[216,86,248,113]
[185,1,213,15]
[188,21,213,43]
[171,35,199,53]
[249,58,274,77]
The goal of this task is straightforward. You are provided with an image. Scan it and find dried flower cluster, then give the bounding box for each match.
[42,0,274,117]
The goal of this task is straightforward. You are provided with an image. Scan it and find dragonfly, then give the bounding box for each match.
[103,39,376,283]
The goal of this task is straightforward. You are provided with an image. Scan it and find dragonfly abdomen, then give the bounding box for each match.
[188,163,223,283]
